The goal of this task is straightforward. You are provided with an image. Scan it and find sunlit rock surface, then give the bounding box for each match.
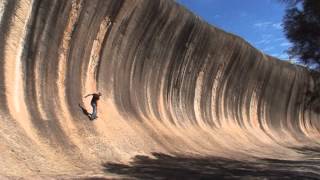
[1,0,320,178]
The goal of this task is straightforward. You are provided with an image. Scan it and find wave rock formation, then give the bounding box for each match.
[1,0,320,178]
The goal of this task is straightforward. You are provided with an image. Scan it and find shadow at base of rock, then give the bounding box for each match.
[102,152,320,180]
[79,104,94,121]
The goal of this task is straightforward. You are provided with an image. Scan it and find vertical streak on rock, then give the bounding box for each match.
[84,16,112,94]
[21,0,76,150]
[33,0,59,122]
[0,0,17,114]
[4,0,42,141]
[54,0,93,159]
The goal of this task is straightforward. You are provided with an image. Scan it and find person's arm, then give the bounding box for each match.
[84,94,93,98]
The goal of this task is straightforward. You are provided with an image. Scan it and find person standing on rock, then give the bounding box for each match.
[84,92,102,120]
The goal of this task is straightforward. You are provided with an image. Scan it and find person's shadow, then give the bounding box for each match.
[78,104,93,120]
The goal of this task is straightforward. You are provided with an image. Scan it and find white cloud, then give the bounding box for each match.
[272,22,282,29]
[270,53,289,60]
[254,21,272,28]
[274,37,285,42]
[262,34,273,39]
[255,39,271,45]
[280,42,291,47]
[278,54,289,59]
[240,12,248,17]
[254,34,273,46]
[262,46,275,52]
[214,14,221,19]
[254,21,282,30]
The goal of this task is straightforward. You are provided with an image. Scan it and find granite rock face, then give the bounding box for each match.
[0,0,320,177]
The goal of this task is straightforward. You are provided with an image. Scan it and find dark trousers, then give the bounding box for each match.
[91,103,97,118]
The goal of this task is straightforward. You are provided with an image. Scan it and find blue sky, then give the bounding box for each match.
[176,0,292,60]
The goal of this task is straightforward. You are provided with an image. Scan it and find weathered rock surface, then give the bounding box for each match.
[0,0,320,178]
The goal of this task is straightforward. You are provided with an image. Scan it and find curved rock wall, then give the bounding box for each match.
[0,0,319,177]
